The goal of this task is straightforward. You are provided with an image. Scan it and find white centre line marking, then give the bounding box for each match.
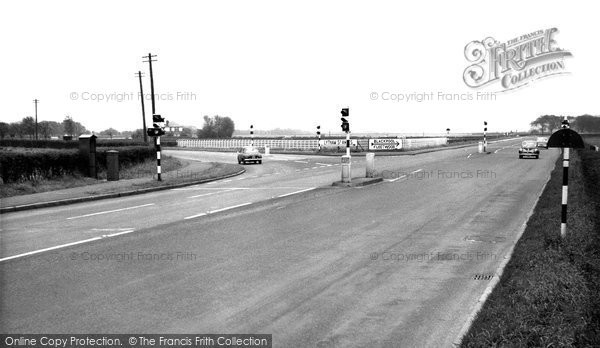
[315,163,329,166]
[467,154,472,159]
[67,203,155,220]
[184,202,253,220]
[294,160,309,164]
[277,187,316,198]
[494,149,500,153]
[411,169,423,174]
[386,175,407,183]
[183,212,207,220]
[222,179,232,183]
[188,189,238,199]
[0,237,102,262]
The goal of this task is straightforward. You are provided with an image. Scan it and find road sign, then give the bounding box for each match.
[368,138,402,150]
[547,128,584,148]
[319,139,358,147]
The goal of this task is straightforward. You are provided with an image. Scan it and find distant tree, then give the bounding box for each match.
[530,115,563,134]
[99,128,119,139]
[131,128,145,140]
[63,116,75,136]
[572,114,600,133]
[0,122,9,139]
[8,122,23,138]
[197,115,235,138]
[180,127,193,138]
[21,117,36,139]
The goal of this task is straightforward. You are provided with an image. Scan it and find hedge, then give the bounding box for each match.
[0,139,151,149]
[0,146,156,183]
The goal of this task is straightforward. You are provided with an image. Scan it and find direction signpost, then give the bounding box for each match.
[368,138,402,150]
[547,117,585,238]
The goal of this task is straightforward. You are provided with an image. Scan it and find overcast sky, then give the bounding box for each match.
[1,1,597,135]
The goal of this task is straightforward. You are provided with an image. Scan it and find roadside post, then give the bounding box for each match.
[340,108,351,183]
[478,142,484,153]
[317,125,321,151]
[147,114,166,181]
[78,134,97,179]
[366,153,375,178]
[483,121,488,152]
[547,117,584,238]
[106,150,119,181]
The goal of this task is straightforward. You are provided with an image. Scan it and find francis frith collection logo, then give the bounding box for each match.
[463,28,572,91]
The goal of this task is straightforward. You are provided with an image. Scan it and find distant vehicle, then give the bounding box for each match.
[536,137,548,149]
[237,146,262,164]
[519,140,540,159]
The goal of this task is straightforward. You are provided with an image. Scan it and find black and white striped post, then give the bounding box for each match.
[156,136,162,181]
[317,125,321,150]
[250,124,254,147]
[547,116,584,239]
[483,121,488,152]
[561,145,569,238]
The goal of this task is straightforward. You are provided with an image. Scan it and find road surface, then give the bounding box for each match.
[0,139,558,347]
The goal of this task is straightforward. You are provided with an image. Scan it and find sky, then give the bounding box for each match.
[1,1,598,135]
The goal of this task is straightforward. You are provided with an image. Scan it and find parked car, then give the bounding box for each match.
[237,146,262,164]
[519,140,540,159]
[536,137,549,149]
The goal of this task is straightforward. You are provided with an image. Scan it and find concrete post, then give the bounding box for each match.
[106,150,119,181]
[478,142,484,153]
[341,155,351,183]
[265,146,270,156]
[366,153,375,178]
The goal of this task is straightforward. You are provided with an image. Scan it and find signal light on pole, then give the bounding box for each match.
[341,108,349,117]
[341,118,350,133]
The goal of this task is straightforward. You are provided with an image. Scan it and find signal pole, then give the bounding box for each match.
[250,125,254,147]
[33,99,39,140]
[135,71,148,143]
[340,108,351,183]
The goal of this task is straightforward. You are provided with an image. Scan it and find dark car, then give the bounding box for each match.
[237,146,262,164]
[519,140,540,159]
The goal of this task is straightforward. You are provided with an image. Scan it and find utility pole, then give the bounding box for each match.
[142,53,158,114]
[33,99,39,140]
[135,71,148,143]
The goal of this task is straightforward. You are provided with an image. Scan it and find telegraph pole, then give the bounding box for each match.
[135,71,148,143]
[33,99,39,140]
[142,53,158,114]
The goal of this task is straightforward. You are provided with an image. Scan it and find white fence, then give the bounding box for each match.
[176,137,448,151]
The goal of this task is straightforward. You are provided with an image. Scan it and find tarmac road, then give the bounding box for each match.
[0,139,558,347]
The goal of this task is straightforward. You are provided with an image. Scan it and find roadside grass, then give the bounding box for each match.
[0,155,183,198]
[461,146,600,347]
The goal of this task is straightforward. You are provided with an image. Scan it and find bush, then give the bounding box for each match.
[0,148,82,183]
[0,138,151,149]
[0,139,78,149]
[0,146,157,183]
[95,146,156,169]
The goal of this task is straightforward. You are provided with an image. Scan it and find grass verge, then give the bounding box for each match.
[461,146,600,347]
[0,155,183,198]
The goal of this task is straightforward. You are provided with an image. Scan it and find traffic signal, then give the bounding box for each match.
[316,125,321,136]
[341,108,349,117]
[341,118,350,133]
[147,127,165,136]
[153,114,165,123]
[484,121,488,132]
[250,125,254,136]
